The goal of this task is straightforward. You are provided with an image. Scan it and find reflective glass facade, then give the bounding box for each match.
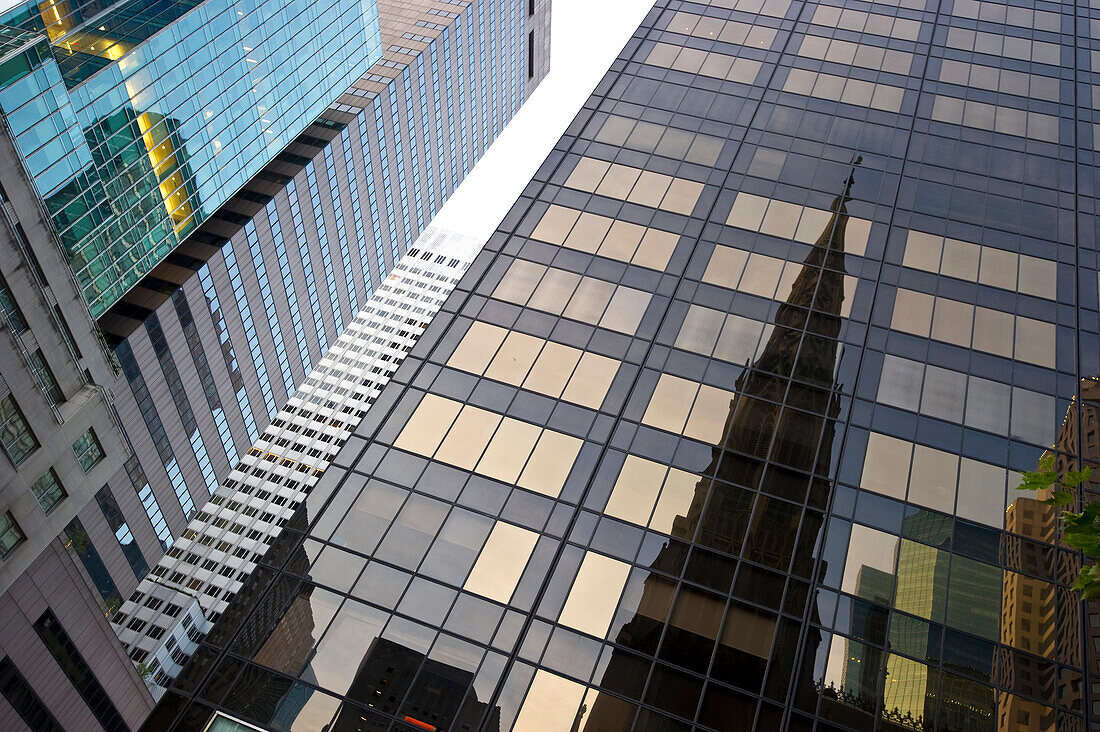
[0,0,381,315]
[147,0,1100,730]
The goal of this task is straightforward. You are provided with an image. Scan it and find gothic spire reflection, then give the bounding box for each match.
[584,167,858,730]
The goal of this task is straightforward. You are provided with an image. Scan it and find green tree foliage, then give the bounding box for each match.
[1019,454,1098,599]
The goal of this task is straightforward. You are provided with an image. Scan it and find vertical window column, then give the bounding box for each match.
[198,263,259,444]
[265,201,313,376]
[243,222,295,398]
[33,611,128,732]
[222,246,278,420]
[286,179,330,355]
[303,162,345,334]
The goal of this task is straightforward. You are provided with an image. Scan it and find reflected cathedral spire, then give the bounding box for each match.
[584,163,858,729]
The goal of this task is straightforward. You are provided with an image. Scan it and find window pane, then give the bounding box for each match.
[0,396,38,465]
[31,469,66,514]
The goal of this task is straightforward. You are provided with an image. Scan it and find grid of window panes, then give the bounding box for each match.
[30,469,65,514]
[0,395,37,465]
[72,428,104,473]
[0,0,381,316]
[108,0,535,561]
[149,1,1098,731]
[0,511,25,558]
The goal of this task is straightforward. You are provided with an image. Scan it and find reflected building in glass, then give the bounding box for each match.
[149,0,1099,730]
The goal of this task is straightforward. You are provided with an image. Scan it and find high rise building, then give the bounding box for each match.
[148,0,1100,730]
[101,0,549,585]
[112,227,480,696]
[0,0,547,727]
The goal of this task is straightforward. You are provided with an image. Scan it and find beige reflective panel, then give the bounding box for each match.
[518,430,583,497]
[842,524,898,595]
[651,466,698,534]
[715,314,767,363]
[629,170,674,208]
[675,46,709,75]
[1010,387,1055,446]
[565,157,610,192]
[963,376,1011,433]
[727,192,769,230]
[686,135,724,166]
[920,365,966,423]
[660,178,704,215]
[644,374,698,434]
[719,601,776,659]
[979,247,1018,290]
[599,287,650,333]
[902,230,943,272]
[1014,317,1055,368]
[728,58,763,85]
[448,321,508,375]
[605,455,666,526]
[972,308,1014,359]
[844,217,871,257]
[684,384,737,443]
[841,78,875,107]
[435,406,502,470]
[760,199,802,240]
[676,304,724,355]
[930,297,974,347]
[529,267,581,314]
[562,352,619,409]
[522,341,581,398]
[596,163,642,199]
[563,277,615,322]
[792,206,832,244]
[908,444,959,513]
[784,68,817,95]
[878,355,923,412]
[485,330,544,384]
[702,245,749,288]
[1017,254,1056,297]
[564,212,613,254]
[597,220,644,261]
[892,288,934,338]
[464,521,539,603]
[514,670,587,732]
[812,72,845,100]
[860,432,911,500]
[941,237,979,280]
[476,417,542,484]
[646,41,679,68]
[395,394,463,455]
[559,552,632,638]
[532,205,580,245]
[667,10,699,34]
[739,253,786,298]
[493,259,546,305]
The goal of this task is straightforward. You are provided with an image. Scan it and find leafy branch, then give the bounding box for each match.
[1018,454,1098,599]
[135,662,154,681]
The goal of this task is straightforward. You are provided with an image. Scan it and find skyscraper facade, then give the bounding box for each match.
[151,0,1099,730]
[95,0,551,608]
[0,0,548,728]
[113,227,480,696]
